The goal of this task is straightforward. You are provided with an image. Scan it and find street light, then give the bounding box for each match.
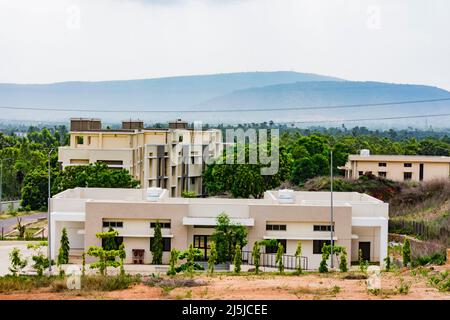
[47,148,54,272]
[330,149,334,269]
[0,158,13,208]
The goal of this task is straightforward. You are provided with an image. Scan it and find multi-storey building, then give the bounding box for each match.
[58,118,222,196]
[50,187,389,270]
[341,149,450,182]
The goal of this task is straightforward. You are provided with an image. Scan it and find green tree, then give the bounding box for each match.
[294,241,302,274]
[211,213,248,263]
[319,243,329,273]
[339,248,348,273]
[252,241,261,274]
[358,249,368,273]
[57,227,70,265]
[8,247,27,276]
[151,221,163,265]
[402,238,411,267]
[118,243,126,276]
[208,241,218,275]
[167,249,180,276]
[27,242,51,276]
[275,243,284,274]
[87,229,122,275]
[233,244,242,274]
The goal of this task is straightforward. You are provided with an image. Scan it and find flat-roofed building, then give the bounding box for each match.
[341,150,450,182]
[50,187,389,270]
[58,118,222,196]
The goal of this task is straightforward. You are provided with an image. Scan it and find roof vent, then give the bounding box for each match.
[360,149,370,157]
[278,189,295,204]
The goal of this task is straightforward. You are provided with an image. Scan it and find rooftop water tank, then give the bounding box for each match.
[278,189,295,204]
[360,149,370,157]
[146,187,162,202]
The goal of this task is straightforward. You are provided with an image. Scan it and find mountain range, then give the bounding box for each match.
[0,71,449,128]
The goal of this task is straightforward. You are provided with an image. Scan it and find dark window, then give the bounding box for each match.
[103,221,123,228]
[378,171,387,178]
[378,162,387,167]
[76,136,84,144]
[313,225,334,232]
[266,224,287,231]
[404,172,412,180]
[191,177,196,185]
[150,222,171,229]
[102,236,123,248]
[419,163,424,181]
[404,163,412,167]
[313,240,331,254]
[150,237,171,252]
[265,239,287,254]
[358,171,363,176]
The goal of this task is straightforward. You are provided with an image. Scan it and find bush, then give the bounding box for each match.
[233,244,242,274]
[0,275,55,292]
[181,191,197,198]
[81,274,141,291]
[402,238,411,267]
[413,252,446,266]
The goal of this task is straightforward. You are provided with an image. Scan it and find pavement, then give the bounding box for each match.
[0,212,47,235]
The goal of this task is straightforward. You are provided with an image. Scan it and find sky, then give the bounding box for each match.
[0,0,449,90]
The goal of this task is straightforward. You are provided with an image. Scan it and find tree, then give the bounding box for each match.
[358,249,368,273]
[402,238,411,267]
[27,242,51,276]
[275,243,284,274]
[167,249,180,276]
[9,210,25,239]
[233,244,242,274]
[211,213,248,263]
[119,243,126,276]
[208,241,218,275]
[57,227,70,265]
[339,248,348,273]
[384,255,391,272]
[294,241,302,274]
[151,221,163,265]
[252,241,261,274]
[9,247,27,276]
[87,229,122,275]
[178,244,203,275]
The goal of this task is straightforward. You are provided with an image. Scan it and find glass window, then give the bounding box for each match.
[313,240,331,254]
[265,239,287,254]
[150,237,171,252]
[404,163,412,167]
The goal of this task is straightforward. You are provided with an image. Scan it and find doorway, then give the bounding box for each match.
[359,242,371,261]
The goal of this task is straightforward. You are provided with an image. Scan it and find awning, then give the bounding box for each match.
[183,217,254,227]
[263,235,338,241]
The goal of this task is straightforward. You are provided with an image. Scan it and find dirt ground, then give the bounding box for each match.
[0,266,449,300]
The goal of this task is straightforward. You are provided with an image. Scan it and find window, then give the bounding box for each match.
[76,136,84,145]
[378,171,387,178]
[404,172,412,180]
[404,163,412,167]
[378,162,387,167]
[150,237,171,252]
[191,177,196,185]
[87,136,91,145]
[102,236,123,248]
[150,222,171,229]
[313,240,331,254]
[265,239,287,254]
[358,171,363,176]
[103,221,123,228]
[178,136,183,142]
[313,225,334,232]
[266,224,287,231]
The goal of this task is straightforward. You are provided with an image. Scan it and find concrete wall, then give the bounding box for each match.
[0,200,20,212]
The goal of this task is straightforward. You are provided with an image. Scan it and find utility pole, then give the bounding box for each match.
[330,149,334,269]
[47,148,54,272]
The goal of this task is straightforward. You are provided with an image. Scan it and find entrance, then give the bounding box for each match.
[193,235,210,260]
[359,242,371,261]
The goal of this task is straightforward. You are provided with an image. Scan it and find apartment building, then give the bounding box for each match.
[49,187,389,270]
[341,150,450,182]
[58,118,222,196]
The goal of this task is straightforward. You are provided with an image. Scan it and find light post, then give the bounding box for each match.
[330,149,334,269]
[47,148,54,272]
[0,158,13,210]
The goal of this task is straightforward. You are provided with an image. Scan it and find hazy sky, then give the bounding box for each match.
[1,0,449,90]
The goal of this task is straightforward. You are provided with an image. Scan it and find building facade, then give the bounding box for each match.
[50,187,389,270]
[58,118,222,196]
[341,150,450,182]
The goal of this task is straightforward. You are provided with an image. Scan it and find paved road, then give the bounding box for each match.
[0,212,47,235]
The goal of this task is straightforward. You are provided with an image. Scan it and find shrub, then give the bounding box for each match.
[9,248,28,276]
[339,249,348,273]
[384,255,391,271]
[81,274,141,291]
[358,249,368,273]
[208,242,218,275]
[178,244,204,275]
[181,191,196,198]
[294,241,302,274]
[275,243,284,274]
[252,241,261,274]
[395,278,411,294]
[402,238,411,267]
[151,221,163,265]
[57,227,70,265]
[428,270,450,292]
[233,244,242,274]
[413,252,446,266]
[167,249,180,276]
[27,242,51,276]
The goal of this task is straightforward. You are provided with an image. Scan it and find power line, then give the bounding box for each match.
[0,97,449,113]
[281,113,450,125]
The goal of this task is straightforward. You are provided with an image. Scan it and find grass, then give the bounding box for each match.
[428,270,450,292]
[290,285,341,298]
[0,275,56,292]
